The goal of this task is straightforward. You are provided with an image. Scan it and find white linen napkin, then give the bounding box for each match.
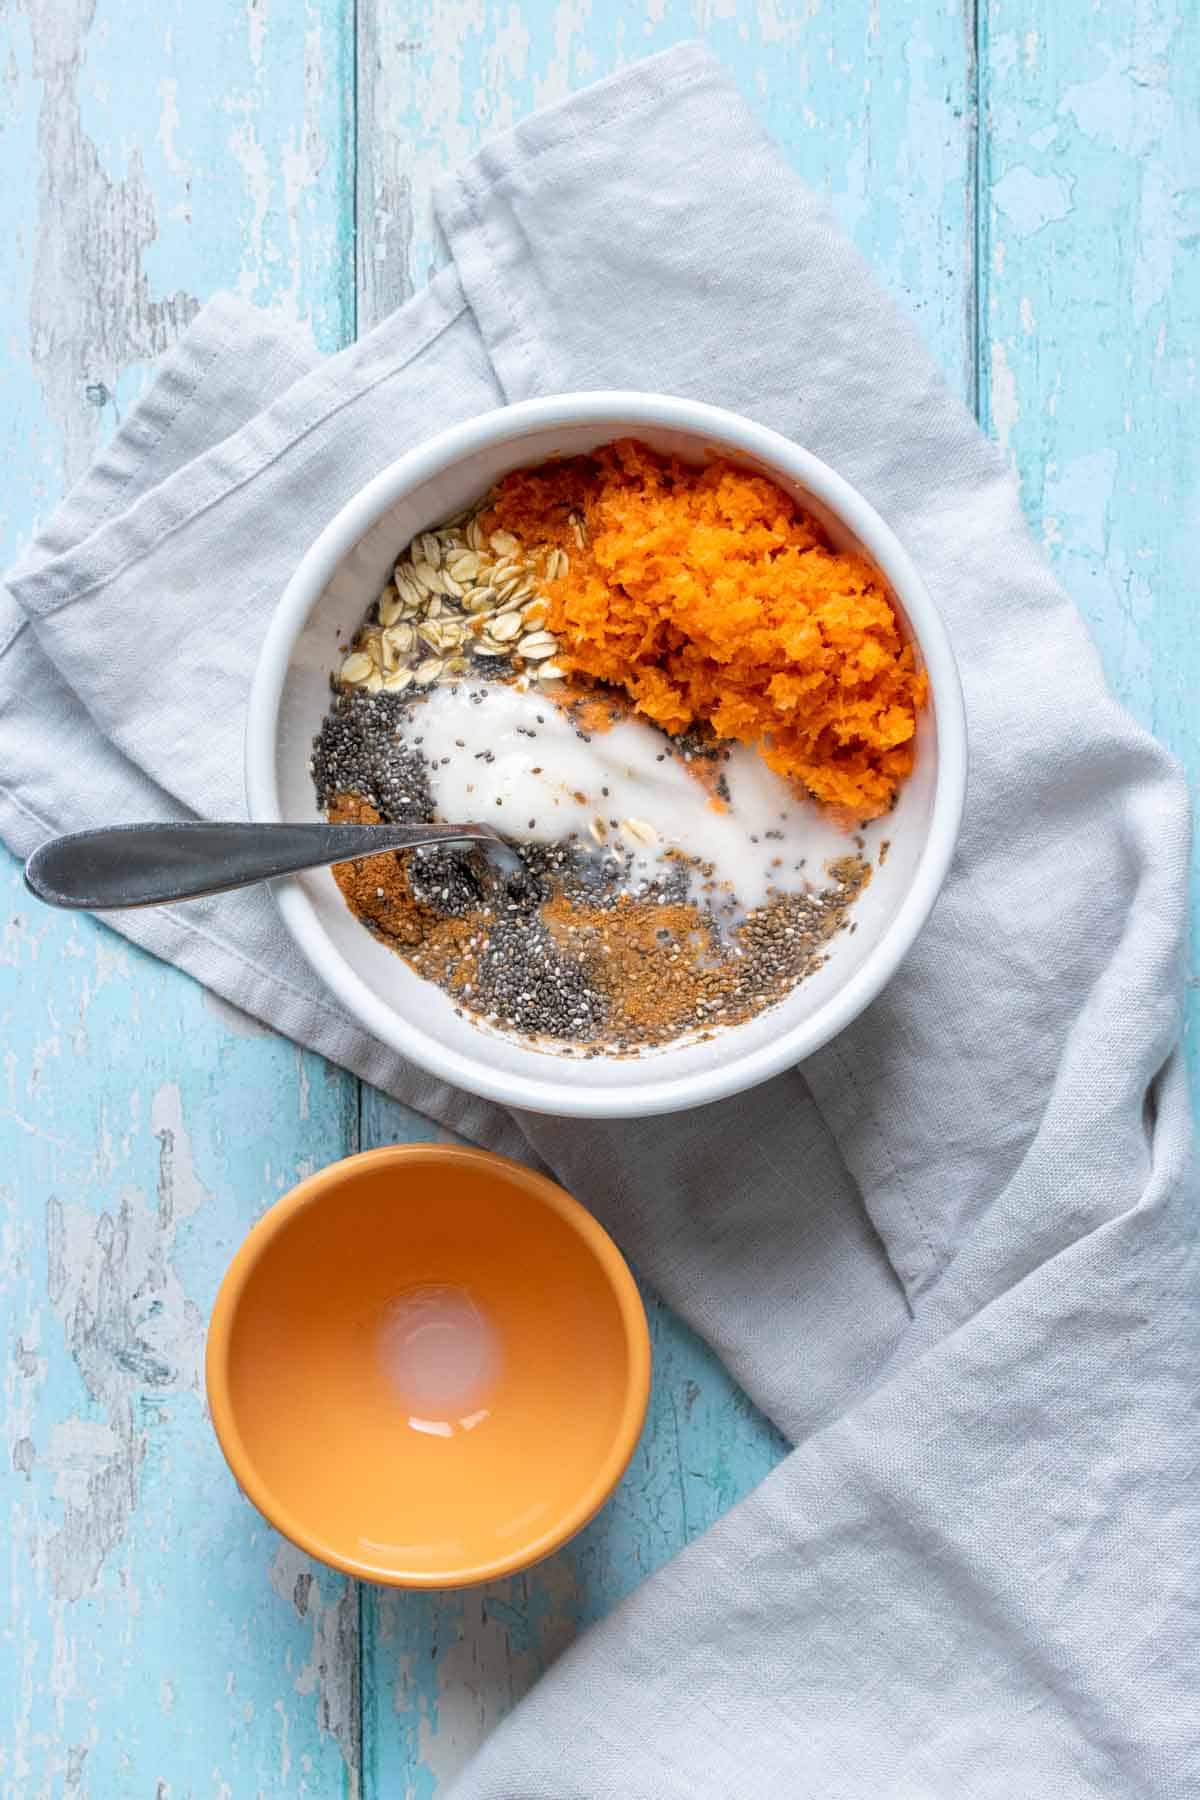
[2,44,1195,1797]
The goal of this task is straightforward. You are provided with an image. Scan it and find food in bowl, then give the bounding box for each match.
[309,439,926,1054]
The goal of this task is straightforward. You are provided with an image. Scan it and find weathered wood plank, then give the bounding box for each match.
[5,0,1194,1794]
[0,1,362,1793]
[355,3,974,1788]
[0,886,364,1795]
[978,0,1200,1092]
[356,0,974,397]
[1,0,355,561]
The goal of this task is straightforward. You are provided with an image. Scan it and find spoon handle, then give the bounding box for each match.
[24,820,504,911]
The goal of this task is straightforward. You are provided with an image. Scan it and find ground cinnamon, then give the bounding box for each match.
[328,794,432,946]
[330,785,869,1049]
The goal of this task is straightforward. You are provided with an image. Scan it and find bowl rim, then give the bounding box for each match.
[204,1142,653,1588]
[246,390,967,1118]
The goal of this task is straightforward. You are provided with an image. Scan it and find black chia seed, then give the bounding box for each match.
[311,675,869,1050]
[310,690,433,821]
[461,914,607,1039]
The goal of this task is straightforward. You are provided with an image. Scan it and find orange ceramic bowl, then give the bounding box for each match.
[205,1145,651,1588]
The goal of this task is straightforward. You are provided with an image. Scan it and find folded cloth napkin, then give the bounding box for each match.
[3,43,1196,1798]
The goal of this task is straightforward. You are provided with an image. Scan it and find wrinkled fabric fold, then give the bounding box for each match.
[2,43,1195,1797]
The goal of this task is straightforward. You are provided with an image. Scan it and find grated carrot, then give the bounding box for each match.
[484,439,926,821]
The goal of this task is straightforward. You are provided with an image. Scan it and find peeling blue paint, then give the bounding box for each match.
[2,0,1197,1791]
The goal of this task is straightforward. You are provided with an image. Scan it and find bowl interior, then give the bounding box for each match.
[210,1148,648,1587]
[261,405,956,1114]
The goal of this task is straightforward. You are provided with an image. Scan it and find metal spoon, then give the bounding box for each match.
[24,820,519,911]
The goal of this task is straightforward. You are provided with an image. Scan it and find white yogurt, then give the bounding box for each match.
[408,682,849,911]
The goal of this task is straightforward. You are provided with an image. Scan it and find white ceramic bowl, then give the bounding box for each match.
[246,393,966,1119]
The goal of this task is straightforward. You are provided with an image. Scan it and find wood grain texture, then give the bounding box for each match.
[0,0,355,557]
[0,2,363,1794]
[356,0,975,393]
[978,0,1200,1087]
[0,886,364,1796]
[1,0,1197,1793]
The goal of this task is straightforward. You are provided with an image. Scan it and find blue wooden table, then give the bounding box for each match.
[2,3,1196,1793]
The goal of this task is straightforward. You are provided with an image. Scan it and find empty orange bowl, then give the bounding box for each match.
[205,1144,651,1587]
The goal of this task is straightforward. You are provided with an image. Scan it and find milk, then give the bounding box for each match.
[409,682,849,910]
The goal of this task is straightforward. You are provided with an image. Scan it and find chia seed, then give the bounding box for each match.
[312,674,870,1051]
[310,689,433,821]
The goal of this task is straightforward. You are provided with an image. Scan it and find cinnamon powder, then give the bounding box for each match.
[330,788,869,1049]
